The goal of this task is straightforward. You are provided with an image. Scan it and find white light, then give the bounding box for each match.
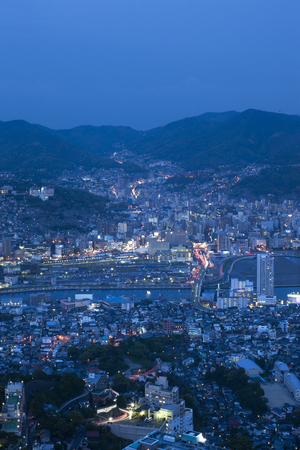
[198,433,206,444]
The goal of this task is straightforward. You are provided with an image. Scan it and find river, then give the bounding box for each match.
[1,286,300,302]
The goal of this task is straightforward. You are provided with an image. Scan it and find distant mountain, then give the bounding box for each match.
[45,112,238,159]
[128,109,300,169]
[0,120,120,173]
[35,110,300,170]
[2,110,300,174]
[43,124,143,157]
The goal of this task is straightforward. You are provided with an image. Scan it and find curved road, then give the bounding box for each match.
[92,409,129,425]
[204,255,255,287]
[59,390,89,413]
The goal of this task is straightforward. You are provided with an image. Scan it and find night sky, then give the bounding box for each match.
[0,1,299,130]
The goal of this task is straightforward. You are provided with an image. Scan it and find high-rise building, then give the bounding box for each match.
[230,278,254,305]
[28,292,52,307]
[144,375,193,434]
[148,237,169,255]
[163,318,173,334]
[166,231,186,245]
[217,296,248,309]
[2,237,11,256]
[257,253,274,296]
[0,382,24,435]
[217,232,230,252]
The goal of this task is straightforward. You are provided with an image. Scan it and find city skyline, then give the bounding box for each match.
[1,1,300,448]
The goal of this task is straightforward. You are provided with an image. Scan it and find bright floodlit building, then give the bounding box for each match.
[145,375,193,435]
[0,381,24,435]
[287,293,300,304]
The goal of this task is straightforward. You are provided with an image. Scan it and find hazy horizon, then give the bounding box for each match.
[1,1,300,130]
[2,108,300,133]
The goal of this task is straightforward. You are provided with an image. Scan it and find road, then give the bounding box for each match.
[123,358,142,377]
[59,390,89,413]
[204,255,255,287]
[68,426,86,450]
[190,265,210,311]
[92,409,129,425]
[0,283,191,295]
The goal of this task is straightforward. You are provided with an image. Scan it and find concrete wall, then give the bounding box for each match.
[110,422,165,441]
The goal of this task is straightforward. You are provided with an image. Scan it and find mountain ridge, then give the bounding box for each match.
[0,119,121,173]
[1,109,300,173]
[128,109,300,168]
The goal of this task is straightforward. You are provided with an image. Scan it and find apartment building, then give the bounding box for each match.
[284,373,300,401]
[145,375,193,435]
[0,382,24,435]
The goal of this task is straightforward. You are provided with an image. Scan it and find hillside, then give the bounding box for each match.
[0,120,120,173]
[13,185,108,232]
[128,109,300,169]
[26,186,107,213]
[47,111,238,158]
[48,125,143,156]
[232,166,300,199]
[2,110,300,173]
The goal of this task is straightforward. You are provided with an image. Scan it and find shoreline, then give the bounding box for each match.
[1,283,300,296]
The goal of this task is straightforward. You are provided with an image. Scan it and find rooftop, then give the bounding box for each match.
[236,359,262,371]
[284,373,300,389]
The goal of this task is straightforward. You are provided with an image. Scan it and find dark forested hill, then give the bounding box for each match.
[233,166,300,199]
[46,111,238,159]
[2,110,300,173]
[128,109,300,169]
[0,120,120,172]
[50,125,143,156]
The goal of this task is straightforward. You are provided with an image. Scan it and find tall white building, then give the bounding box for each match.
[145,375,193,435]
[217,296,247,309]
[230,278,254,306]
[257,254,276,305]
[145,375,179,407]
[257,253,274,296]
[0,382,24,435]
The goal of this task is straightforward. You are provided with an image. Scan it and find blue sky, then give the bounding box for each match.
[0,1,299,130]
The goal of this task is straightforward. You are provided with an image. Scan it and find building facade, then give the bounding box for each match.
[257,253,274,296]
[284,373,300,401]
[145,375,193,435]
[0,382,24,435]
